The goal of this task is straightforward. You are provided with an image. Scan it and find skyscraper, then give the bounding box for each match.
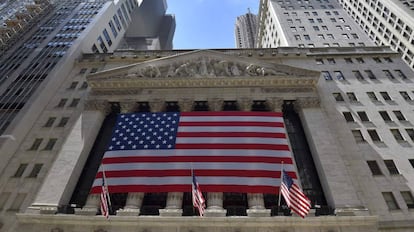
[235,9,258,48]
[0,0,174,231]
[337,0,414,71]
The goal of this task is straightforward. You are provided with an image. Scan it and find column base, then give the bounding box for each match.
[74,207,98,216]
[116,208,140,216]
[159,208,183,217]
[39,206,58,215]
[204,208,227,217]
[335,206,369,216]
[247,208,271,217]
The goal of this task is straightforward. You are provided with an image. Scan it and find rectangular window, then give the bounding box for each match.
[352,130,365,142]
[410,159,414,168]
[390,129,405,141]
[322,71,332,80]
[334,71,345,80]
[368,129,381,142]
[384,160,399,175]
[353,70,364,80]
[8,193,26,212]
[13,164,28,177]
[380,92,392,101]
[80,82,88,89]
[346,92,357,101]
[69,98,80,107]
[118,9,127,28]
[327,58,336,64]
[367,160,382,175]
[103,29,112,46]
[57,117,69,127]
[43,117,56,127]
[357,111,370,122]
[344,58,353,63]
[356,58,365,63]
[367,92,378,101]
[56,99,67,108]
[44,138,57,151]
[405,129,414,141]
[68,81,78,89]
[91,44,99,53]
[113,15,122,31]
[379,111,392,122]
[97,36,108,53]
[108,20,118,38]
[400,91,411,100]
[394,70,407,79]
[393,111,406,121]
[383,70,394,79]
[316,59,324,64]
[29,138,43,151]
[0,192,11,210]
[333,92,344,101]
[401,191,414,208]
[382,192,399,210]
[27,164,43,178]
[365,70,376,79]
[343,112,354,122]
[79,68,87,74]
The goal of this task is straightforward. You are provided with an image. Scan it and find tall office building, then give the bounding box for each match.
[235,10,258,48]
[337,0,414,70]
[0,0,174,231]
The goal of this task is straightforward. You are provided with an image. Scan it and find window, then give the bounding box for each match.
[405,129,414,141]
[102,29,112,46]
[43,117,56,127]
[352,130,365,142]
[380,92,392,101]
[393,111,406,121]
[383,70,395,79]
[333,92,344,101]
[344,58,353,63]
[400,91,412,100]
[367,160,382,175]
[79,68,87,74]
[351,33,359,39]
[343,112,354,122]
[347,92,357,101]
[13,164,28,177]
[29,138,43,150]
[80,82,88,89]
[367,92,378,101]
[353,70,364,80]
[291,27,297,32]
[334,71,345,80]
[316,59,324,64]
[321,26,328,31]
[322,71,332,80]
[356,58,364,63]
[69,98,80,107]
[368,129,381,142]
[401,191,414,208]
[56,99,67,108]
[57,117,69,127]
[410,159,414,168]
[390,129,405,141]
[108,20,118,38]
[68,81,78,89]
[304,35,310,40]
[373,57,382,63]
[7,193,26,212]
[326,34,334,39]
[384,57,393,63]
[294,35,301,40]
[382,192,399,210]
[0,192,11,210]
[384,160,399,175]
[313,26,319,31]
[379,111,392,122]
[327,58,336,64]
[365,70,376,79]
[44,138,57,150]
[27,164,43,178]
[357,112,369,122]
[395,70,407,79]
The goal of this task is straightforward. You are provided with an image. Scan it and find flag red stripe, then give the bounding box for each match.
[91,185,281,194]
[180,111,283,117]
[102,156,294,164]
[175,144,290,150]
[95,170,298,179]
[179,121,284,127]
[176,132,287,138]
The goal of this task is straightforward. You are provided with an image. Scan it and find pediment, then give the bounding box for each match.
[87,50,320,90]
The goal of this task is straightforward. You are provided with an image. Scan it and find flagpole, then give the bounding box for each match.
[102,164,112,210]
[277,161,284,214]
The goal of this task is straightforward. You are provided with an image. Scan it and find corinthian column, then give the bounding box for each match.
[75,194,100,215]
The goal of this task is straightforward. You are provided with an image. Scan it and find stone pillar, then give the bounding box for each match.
[159,99,193,216]
[204,193,227,217]
[208,98,224,112]
[117,193,144,216]
[75,194,100,215]
[149,99,165,112]
[267,97,284,112]
[119,101,137,113]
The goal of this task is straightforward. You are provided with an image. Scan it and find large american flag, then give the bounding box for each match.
[281,170,311,218]
[91,111,297,194]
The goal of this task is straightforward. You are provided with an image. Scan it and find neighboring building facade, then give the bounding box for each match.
[337,0,414,71]
[235,10,258,48]
[0,0,174,231]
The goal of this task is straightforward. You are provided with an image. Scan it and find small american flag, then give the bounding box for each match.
[192,172,206,216]
[281,170,311,218]
[100,171,111,219]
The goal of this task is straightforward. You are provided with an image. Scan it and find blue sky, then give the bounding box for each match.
[166,0,259,49]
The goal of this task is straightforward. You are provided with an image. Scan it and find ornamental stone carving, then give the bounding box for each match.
[295,97,321,109]
[84,99,111,115]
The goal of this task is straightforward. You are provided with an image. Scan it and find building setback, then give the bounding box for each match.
[235,10,258,48]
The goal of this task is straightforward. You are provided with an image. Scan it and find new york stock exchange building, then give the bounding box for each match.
[15,48,414,232]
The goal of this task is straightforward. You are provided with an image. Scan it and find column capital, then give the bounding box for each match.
[177,99,193,112]
[208,98,224,111]
[238,98,252,111]
[295,97,320,110]
[266,97,284,112]
[84,99,111,115]
[149,99,165,112]
[119,101,138,113]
